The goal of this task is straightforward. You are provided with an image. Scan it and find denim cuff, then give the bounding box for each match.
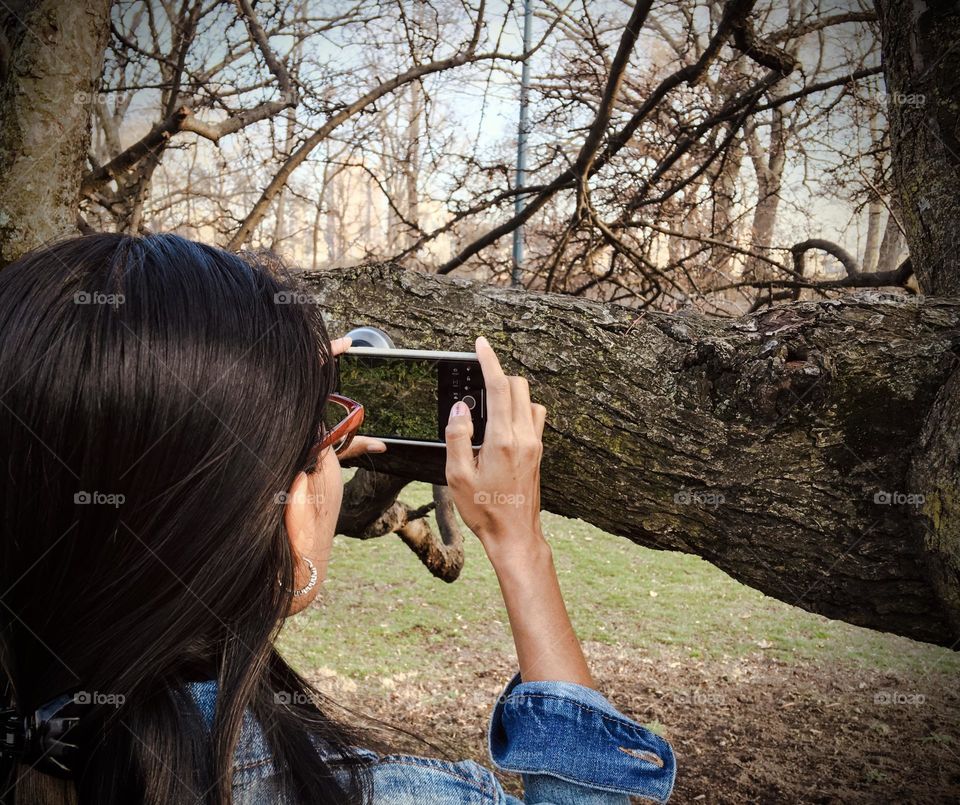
[487,672,676,803]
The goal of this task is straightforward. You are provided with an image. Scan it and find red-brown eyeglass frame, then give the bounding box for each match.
[305,393,364,466]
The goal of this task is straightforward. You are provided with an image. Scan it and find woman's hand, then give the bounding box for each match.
[445,336,592,686]
[444,336,548,566]
[329,336,386,460]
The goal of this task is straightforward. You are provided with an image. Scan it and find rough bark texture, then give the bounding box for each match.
[0,0,112,265]
[303,263,960,647]
[876,0,960,297]
[874,0,960,648]
[909,371,960,638]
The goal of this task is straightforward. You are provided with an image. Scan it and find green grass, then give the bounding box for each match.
[278,480,960,680]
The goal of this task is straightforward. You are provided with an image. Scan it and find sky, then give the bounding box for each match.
[109,0,889,274]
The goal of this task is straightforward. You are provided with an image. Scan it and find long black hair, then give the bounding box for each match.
[0,233,372,804]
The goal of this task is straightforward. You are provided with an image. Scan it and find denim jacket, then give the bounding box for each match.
[189,672,676,804]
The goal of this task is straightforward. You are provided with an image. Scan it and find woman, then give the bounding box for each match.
[0,234,675,804]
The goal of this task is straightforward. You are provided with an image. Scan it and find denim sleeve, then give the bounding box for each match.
[488,672,676,804]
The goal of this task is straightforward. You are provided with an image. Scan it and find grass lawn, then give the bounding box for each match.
[278,480,960,681]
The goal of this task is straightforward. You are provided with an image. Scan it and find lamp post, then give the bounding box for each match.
[511,0,533,288]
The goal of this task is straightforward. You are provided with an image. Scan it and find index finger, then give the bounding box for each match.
[475,335,511,429]
[337,435,387,461]
[330,336,352,357]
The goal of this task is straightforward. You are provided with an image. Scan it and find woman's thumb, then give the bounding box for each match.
[444,400,474,481]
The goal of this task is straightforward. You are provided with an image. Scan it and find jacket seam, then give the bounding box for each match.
[512,768,669,804]
[502,692,665,742]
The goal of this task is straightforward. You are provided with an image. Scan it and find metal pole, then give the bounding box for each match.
[511,0,533,288]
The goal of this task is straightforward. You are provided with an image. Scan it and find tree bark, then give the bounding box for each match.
[0,0,112,265]
[875,202,906,274]
[876,0,960,296]
[873,0,960,647]
[305,263,960,647]
[910,371,960,639]
[862,197,883,273]
[744,108,786,281]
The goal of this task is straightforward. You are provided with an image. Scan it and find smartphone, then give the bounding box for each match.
[336,347,486,446]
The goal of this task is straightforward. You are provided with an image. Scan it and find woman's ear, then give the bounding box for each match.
[283,469,324,615]
[283,469,318,562]
[281,455,339,613]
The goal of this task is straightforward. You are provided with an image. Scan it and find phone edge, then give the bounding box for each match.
[343,346,479,361]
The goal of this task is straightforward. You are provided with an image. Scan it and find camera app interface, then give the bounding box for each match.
[337,355,485,443]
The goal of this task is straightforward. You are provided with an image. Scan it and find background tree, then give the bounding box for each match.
[0,0,113,262]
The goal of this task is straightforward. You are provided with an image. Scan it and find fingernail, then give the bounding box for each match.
[476,335,489,349]
[368,442,387,453]
[449,401,468,421]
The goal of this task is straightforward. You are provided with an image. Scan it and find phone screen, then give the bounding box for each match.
[336,353,485,444]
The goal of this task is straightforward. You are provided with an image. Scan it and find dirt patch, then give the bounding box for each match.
[311,643,960,803]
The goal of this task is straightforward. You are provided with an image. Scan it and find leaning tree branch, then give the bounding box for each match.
[234,0,296,103]
[224,48,478,249]
[305,262,960,648]
[768,10,877,43]
[740,263,915,311]
[80,95,296,196]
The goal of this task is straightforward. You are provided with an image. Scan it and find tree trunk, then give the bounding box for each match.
[0,0,112,265]
[875,203,906,274]
[874,0,960,645]
[861,115,884,274]
[305,263,960,647]
[744,108,786,281]
[404,81,421,252]
[862,196,883,273]
[876,0,960,296]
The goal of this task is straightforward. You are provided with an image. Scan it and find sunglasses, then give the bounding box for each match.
[304,393,364,467]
